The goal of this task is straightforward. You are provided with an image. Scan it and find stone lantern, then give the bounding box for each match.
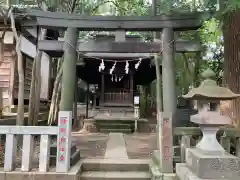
[183,68,240,154]
[175,68,240,180]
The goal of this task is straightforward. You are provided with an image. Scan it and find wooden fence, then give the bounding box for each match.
[0,126,58,172]
[0,120,72,173]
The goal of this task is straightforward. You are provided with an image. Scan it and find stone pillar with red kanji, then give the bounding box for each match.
[56,111,72,172]
[159,112,173,173]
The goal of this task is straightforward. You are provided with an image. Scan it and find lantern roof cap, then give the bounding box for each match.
[183,68,240,100]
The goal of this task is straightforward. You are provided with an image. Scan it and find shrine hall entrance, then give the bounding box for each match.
[100,73,134,107]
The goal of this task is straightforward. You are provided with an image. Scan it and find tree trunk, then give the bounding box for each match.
[9,9,24,125]
[54,78,62,123]
[16,40,24,125]
[0,38,4,66]
[154,55,163,112]
[0,38,3,118]
[28,52,42,126]
[33,48,43,125]
[72,77,78,127]
[223,10,240,128]
[28,59,36,125]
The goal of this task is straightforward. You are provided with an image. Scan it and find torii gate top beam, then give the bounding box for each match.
[23,9,210,31]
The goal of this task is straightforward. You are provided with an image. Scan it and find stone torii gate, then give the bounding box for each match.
[22,9,205,115]
[20,9,207,173]
[37,31,201,119]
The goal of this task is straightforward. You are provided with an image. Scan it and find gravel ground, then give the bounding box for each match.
[72,133,109,159]
[124,133,157,159]
[0,145,4,167]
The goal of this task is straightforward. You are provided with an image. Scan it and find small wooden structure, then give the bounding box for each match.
[0,29,52,110]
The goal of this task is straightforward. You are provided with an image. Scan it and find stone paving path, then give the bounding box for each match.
[104,133,128,159]
[71,132,157,159]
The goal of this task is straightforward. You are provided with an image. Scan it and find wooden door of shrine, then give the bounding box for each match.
[100,74,133,106]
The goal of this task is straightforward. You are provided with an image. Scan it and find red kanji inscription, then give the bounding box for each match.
[60,147,65,152]
[164,156,170,160]
[163,146,171,161]
[163,146,170,154]
[61,118,67,125]
[60,128,66,133]
[59,155,65,161]
[60,137,66,143]
[163,118,169,129]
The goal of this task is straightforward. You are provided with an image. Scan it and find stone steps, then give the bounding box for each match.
[96,120,134,133]
[81,171,151,180]
[100,128,132,133]
[80,159,151,180]
[99,123,132,129]
[84,118,149,133]
[81,159,149,171]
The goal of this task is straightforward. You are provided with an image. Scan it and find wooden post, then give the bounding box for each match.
[152,0,164,165]
[93,93,96,109]
[73,77,78,126]
[86,83,89,118]
[101,74,104,104]
[0,88,2,118]
[130,73,134,104]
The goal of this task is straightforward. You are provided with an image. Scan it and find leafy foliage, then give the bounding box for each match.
[2,0,230,110]
[199,18,223,83]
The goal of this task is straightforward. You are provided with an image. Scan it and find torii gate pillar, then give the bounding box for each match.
[162,28,177,118]
[59,27,78,111]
